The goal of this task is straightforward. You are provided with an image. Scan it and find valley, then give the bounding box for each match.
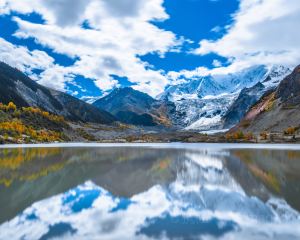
[1,1,300,240]
[0,61,299,144]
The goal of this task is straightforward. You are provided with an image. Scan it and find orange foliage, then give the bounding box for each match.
[0,102,16,112]
[0,120,62,142]
[226,131,254,141]
[260,131,268,140]
[0,102,65,143]
[284,127,297,135]
[22,107,65,123]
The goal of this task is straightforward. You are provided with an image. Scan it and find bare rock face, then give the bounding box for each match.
[222,82,266,129]
[0,62,116,124]
[275,65,300,106]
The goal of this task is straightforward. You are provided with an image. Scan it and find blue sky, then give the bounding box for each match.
[0,0,299,100]
[141,0,238,71]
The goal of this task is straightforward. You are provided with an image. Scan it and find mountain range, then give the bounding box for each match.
[159,65,291,131]
[91,65,292,132]
[0,60,299,142]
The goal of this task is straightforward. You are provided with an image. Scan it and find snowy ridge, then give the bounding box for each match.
[263,65,292,89]
[161,65,292,131]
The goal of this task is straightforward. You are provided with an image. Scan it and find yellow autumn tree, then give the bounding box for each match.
[7,102,17,111]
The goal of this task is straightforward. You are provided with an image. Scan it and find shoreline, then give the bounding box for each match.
[1,142,300,150]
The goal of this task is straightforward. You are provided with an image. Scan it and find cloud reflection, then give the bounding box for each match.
[0,148,300,240]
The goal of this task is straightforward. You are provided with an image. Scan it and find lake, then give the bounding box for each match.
[0,143,300,240]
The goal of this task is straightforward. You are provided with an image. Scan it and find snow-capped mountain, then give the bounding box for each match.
[160,65,292,131]
[160,76,226,102]
[262,65,292,88]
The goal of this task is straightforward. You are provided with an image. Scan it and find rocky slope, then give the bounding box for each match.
[161,65,291,131]
[222,65,291,129]
[222,82,266,129]
[93,87,175,127]
[0,62,116,124]
[233,65,300,133]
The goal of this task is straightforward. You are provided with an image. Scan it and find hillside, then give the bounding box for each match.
[233,65,300,135]
[93,87,175,127]
[222,66,291,129]
[0,102,68,143]
[0,62,116,124]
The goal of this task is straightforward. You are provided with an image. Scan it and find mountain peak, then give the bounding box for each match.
[93,86,173,126]
[113,87,135,93]
[108,87,154,101]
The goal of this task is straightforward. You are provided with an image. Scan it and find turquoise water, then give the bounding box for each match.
[0,144,300,239]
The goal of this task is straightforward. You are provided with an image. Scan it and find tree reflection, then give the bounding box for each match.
[0,148,65,187]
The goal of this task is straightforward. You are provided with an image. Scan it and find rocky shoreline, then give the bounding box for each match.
[2,121,300,144]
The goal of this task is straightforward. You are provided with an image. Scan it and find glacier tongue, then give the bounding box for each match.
[162,65,292,131]
[182,93,238,131]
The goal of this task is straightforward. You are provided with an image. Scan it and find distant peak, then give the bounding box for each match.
[113,87,135,93]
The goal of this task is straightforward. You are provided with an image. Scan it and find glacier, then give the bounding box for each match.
[161,65,292,131]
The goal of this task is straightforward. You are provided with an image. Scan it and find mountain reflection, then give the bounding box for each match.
[229,149,300,211]
[0,145,300,239]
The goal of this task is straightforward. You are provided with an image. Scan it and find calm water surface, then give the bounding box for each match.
[0,143,300,240]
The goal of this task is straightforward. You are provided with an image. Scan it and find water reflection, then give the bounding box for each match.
[229,149,300,211]
[0,148,65,186]
[0,145,300,239]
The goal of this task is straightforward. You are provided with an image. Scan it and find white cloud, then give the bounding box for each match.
[38,65,74,91]
[94,77,119,92]
[211,26,222,33]
[195,0,300,70]
[0,0,182,97]
[165,0,300,84]
[212,59,222,68]
[0,38,54,72]
[2,0,298,97]
[0,37,77,91]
